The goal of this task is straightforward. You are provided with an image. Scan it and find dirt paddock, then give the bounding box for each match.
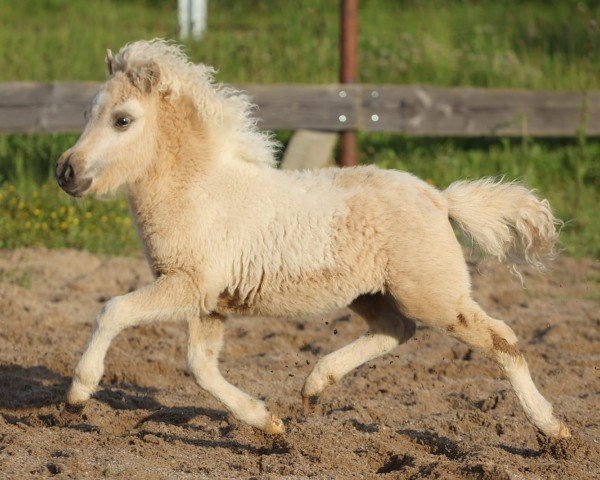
[0,248,598,479]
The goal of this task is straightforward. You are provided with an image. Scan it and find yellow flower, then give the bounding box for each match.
[123,217,132,226]
[85,211,93,219]
[72,218,79,226]
[7,185,14,193]
[59,221,68,230]
[50,212,57,219]
[115,216,122,224]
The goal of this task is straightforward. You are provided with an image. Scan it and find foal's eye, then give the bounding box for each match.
[114,116,132,130]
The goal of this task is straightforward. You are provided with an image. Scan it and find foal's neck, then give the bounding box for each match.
[127,92,275,225]
[128,96,212,203]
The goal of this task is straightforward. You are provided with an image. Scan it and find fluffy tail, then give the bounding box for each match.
[443,178,561,269]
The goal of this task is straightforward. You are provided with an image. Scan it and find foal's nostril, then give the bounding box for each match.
[56,157,75,185]
[64,163,74,182]
[55,153,90,196]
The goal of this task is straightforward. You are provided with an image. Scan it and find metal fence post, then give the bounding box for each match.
[179,0,207,40]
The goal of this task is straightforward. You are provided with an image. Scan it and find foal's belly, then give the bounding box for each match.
[215,290,352,318]
[215,272,369,318]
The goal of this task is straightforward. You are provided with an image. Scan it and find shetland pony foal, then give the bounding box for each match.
[56,40,569,440]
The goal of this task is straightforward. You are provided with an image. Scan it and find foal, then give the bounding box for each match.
[56,40,569,440]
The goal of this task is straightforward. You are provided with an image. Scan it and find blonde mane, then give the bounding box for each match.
[111,39,278,167]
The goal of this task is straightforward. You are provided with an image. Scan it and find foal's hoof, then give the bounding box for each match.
[557,421,571,439]
[263,414,285,435]
[302,395,318,413]
[537,426,584,460]
[61,403,85,423]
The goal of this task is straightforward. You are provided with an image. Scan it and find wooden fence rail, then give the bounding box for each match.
[0,82,598,136]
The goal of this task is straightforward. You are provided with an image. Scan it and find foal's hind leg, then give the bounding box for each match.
[187,315,284,434]
[443,299,570,438]
[301,293,415,406]
[386,249,569,438]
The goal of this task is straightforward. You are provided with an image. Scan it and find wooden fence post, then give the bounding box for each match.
[339,0,359,167]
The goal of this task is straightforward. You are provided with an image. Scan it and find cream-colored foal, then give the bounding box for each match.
[57,40,569,441]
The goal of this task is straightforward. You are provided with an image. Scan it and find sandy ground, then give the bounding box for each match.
[0,248,598,479]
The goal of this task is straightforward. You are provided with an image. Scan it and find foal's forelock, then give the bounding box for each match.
[84,90,107,122]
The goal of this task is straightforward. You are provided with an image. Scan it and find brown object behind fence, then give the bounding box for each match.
[339,0,359,166]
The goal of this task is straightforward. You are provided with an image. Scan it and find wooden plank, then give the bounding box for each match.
[359,86,599,136]
[280,130,338,170]
[248,84,359,131]
[0,82,598,136]
[0,82,99,133]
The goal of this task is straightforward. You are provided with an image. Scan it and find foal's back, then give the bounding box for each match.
[213,165,454,318]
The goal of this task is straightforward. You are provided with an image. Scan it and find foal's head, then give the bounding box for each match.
[57,40,277,197]
[56,51,165,197]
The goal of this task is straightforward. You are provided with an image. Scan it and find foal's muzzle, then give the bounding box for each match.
[55,152,92,197]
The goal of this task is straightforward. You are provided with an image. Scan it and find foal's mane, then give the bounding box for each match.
[111,39,277,167]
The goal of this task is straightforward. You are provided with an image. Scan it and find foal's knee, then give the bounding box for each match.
[487,326,525,372]
[186,345,217,376]
[95,296,129,332]
[451,310,523,366]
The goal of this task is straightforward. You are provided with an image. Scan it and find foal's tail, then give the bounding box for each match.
[443,178,561,269]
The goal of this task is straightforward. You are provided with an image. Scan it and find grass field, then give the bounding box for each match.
[0,0,598,256]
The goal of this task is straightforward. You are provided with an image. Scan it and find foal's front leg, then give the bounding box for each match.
[186,316,284,434]
[66,275,197,410]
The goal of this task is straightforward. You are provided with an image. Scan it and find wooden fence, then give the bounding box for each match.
[0,82,598,136]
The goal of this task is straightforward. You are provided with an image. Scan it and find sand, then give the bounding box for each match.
[0,248,598,479]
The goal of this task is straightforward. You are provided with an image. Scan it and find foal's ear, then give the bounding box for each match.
[105,49,115,76]
[127,62,161,94]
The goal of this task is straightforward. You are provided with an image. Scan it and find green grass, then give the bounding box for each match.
[0,181,137,254]
[0,0,598,257]
[1,0,598,88]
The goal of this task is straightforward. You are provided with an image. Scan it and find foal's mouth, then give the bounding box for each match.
[58,177,93,198]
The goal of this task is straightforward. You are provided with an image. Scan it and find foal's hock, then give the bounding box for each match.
[57,40,569,441]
